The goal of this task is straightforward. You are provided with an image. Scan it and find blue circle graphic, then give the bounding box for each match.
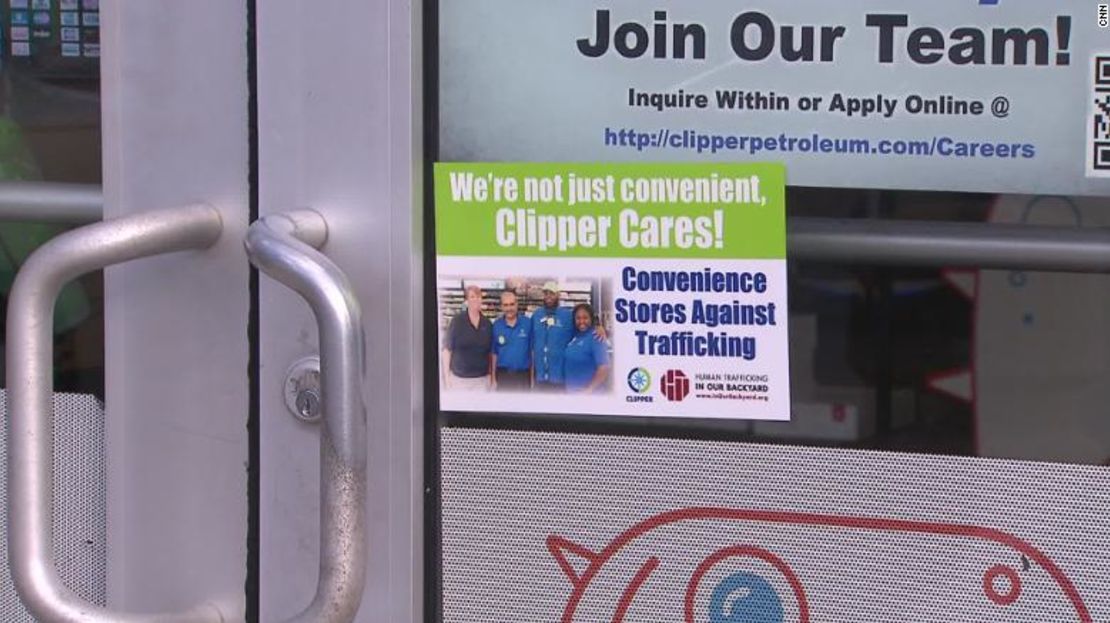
[708,572,784,623]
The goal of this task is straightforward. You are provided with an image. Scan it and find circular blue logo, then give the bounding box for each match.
[627,368,651,393]
[709,572,784,623]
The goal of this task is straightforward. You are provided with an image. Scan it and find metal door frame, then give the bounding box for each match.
[99,0,251,617]
[255,1,424,621]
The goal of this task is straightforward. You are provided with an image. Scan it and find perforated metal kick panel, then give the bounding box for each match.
[1,390,106,621]
[441,428,1109,622]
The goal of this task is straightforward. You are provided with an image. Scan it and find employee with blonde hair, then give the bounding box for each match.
[442,284,493,390]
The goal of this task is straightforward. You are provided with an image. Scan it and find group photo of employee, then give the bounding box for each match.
[438,277,613,394]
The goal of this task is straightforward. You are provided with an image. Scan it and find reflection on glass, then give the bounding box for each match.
[769,188,1109,467]
[0,11,101,397]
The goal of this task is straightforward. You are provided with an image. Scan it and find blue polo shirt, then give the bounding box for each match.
[564,328,610,392]
[491,315,532,371]
[444,310,493,378]
[531,305,574,384]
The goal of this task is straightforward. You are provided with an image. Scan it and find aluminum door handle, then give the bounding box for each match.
[6,204,228,622]
[244,210,367,623]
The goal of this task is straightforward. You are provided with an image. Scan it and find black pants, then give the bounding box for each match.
[495,369,531,391]
[533,381,565,393]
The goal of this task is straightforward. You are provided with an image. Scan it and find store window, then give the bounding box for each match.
[0,0,101,397]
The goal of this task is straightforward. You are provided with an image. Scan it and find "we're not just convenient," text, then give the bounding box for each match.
[448,171,767,251]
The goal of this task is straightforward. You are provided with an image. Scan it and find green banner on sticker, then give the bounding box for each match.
[435,162,785,259]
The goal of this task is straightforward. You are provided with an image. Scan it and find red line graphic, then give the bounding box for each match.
[554,507,1092,623]
[684,545,810,623]
[613,557,659,623]
[548,534,601,587]
[983,564,1022,606]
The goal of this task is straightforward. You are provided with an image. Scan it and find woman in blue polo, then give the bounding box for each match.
[563,303,611,393]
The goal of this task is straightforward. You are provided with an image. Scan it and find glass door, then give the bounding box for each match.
[0,0,104,619]
[13,1,1098,622]
[427,2,1109,623]
[4,1,251,620]
[6,1,419,620]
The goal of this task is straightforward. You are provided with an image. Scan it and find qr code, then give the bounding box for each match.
[1088,54,1110,175]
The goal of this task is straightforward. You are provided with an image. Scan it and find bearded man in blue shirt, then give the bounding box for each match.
[530,281,575,390]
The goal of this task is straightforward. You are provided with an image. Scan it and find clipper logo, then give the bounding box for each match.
[627,368,655,403]
[627,368,652,393]
[660,369,690,402]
